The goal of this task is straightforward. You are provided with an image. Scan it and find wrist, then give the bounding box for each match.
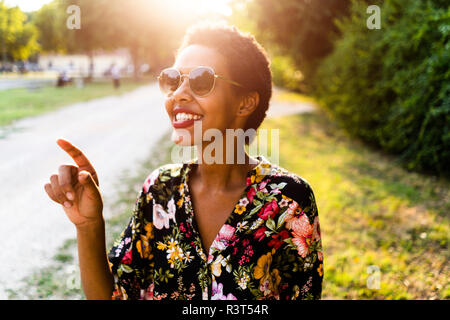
[76,218,105,235]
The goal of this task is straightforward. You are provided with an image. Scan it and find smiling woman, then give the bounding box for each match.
[105,22,324,300]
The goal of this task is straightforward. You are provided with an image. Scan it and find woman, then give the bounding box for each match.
[44,22,323,300]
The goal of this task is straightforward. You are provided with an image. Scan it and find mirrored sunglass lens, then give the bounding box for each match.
[159,69,180,93]
[190,67,215,96]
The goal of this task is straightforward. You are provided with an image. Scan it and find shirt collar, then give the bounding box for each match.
[180,155,272,186]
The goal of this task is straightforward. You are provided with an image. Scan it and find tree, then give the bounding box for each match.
[249,0,350,83]
[59,0,114,78]
[8,21,39,61]
[32,0,68,53]
[0,2,39,64]
[107,0,203,77]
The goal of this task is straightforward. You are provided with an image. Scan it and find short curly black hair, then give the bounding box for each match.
[177,21,272,135]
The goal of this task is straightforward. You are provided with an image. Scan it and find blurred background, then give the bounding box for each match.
[0,0,448,300]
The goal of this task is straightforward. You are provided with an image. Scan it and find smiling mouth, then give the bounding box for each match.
[172,112,203,128]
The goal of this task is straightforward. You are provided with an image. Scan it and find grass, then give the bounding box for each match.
[0,79,149,127]
[259,106,449,299]
[272,86,317,105]
[8,91,449,299]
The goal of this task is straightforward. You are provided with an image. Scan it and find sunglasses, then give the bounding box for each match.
[158,66,244,97]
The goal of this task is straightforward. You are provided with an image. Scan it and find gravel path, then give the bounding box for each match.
[0,84,169,297]
[0,84,315,298]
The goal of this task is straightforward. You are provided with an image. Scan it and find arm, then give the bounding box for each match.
[44,139,113,299]
[77,220,114,300]
[280,182,323,300]
[257,179,323,300]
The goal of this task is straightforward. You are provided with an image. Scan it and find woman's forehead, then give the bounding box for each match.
[174,45,227,73]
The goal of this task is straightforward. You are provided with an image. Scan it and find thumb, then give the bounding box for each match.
[78,170,100,199]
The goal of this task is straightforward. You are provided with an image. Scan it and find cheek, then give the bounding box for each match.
[164,98,173,117]
[200,97,237,129]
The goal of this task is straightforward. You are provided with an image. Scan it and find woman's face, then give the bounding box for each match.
[164,44,246,146]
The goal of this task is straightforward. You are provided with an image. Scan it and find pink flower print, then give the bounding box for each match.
[258,180,269,193]
[271,188,281,195]
[167,198,176,222]
[257,199,279,220]
[210,224,236,251]
[289,214,313,238]
[143,169,159,193]
[292,232,312,258]
[286,201,299,216]
[238,198,249,207]
[284,210,295,229]
[143,283,154,300]
[279,197,289,207]
[284,203,313,238]
[253,226,267,241]
[121,248,132,265]
[153,202,176,230]
[247,187,256,203]
[211,281,237,300]
[218,224,235,242]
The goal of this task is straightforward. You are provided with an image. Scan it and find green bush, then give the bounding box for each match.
[270,55,305,92]
[314,0,450,177]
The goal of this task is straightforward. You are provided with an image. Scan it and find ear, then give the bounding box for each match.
[237,91,260,117]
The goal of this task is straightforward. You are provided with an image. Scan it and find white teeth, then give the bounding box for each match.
[175,113,202,121]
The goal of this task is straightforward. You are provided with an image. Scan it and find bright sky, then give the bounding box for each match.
[3,0,233,15]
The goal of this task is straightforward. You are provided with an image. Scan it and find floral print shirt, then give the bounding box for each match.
[108,155,323,300]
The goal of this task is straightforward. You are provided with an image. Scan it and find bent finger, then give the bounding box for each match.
[50,174,71,208]
[58,164,78,200]
[56,139,99,186]
[44,183,59,203]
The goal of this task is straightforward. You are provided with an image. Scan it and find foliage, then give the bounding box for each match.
[29,0,212,75]
[0,3,39,61]
[314,0,450,177]
[31,0,75,54]
[249,0,350,83]
[270,54,304,92]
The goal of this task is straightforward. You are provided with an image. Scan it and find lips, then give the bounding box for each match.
[172,107,203,129]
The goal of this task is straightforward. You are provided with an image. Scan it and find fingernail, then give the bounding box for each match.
[63,201,72,208]
[66,192,74,200]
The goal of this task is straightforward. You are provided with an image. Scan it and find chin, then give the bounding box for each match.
[171,129,195,146]
[171,120,204,147]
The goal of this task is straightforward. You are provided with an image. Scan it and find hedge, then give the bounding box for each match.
[314,0,449,177]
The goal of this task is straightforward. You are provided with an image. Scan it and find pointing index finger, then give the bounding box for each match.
[56,138,99,186]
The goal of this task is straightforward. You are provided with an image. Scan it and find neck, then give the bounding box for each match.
[192,139,259,191]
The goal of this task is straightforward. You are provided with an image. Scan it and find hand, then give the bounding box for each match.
[44,139,103,228]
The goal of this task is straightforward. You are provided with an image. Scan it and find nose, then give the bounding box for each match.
[171,74,193,102]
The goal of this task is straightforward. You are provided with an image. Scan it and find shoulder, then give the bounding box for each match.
[263,162,318,213]
[268,163,315,196]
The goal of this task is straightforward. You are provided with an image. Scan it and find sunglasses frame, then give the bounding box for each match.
[157,66,244,97]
